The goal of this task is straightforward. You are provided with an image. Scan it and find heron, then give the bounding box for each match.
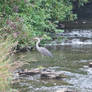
[34,37,53,57]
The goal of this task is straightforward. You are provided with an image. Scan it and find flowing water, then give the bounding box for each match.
[13,29,92,92]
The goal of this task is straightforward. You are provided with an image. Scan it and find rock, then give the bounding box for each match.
[56,88,76,92]
[12,45,33,53]
[18,68,66,80]
[41,70,66,79]
[89,62,92,67]
[18,68,41,75]
[56,88,67,92]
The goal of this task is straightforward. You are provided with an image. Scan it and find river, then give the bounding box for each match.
[13,29,92,92]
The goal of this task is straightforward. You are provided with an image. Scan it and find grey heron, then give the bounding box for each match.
[34,37,53,57]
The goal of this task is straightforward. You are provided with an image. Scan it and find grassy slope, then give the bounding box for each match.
[0,38,13,92]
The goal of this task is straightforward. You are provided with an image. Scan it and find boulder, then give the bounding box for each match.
[18,68,41,75]
[89,62,92,67]
[41,69,66,79]
[56,88,76,92]
[18,68,66,80]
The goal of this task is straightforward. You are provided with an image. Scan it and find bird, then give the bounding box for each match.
[34,37,53,57]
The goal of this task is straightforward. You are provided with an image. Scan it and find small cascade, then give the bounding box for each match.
[60,29,92,45]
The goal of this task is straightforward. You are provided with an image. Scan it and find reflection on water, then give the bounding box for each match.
[13,44,92,92]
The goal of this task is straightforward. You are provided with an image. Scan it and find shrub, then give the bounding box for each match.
[0,0,89,46]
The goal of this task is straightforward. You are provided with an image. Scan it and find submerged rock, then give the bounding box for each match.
[89,62,92,67]
[18,68,41,75]
[18,68,66,80]
[56,88,67,92]
[41,69,66,79]
[56,88,76,92]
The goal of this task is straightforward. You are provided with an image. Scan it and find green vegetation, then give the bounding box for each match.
[0,36,20,92]
[1,0,88,47]
[74,0,89,6]
[0,0,89,47]
[0,37,12,92]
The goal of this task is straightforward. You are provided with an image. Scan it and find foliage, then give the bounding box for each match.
[71,0,89,6]
[0,0,89,46]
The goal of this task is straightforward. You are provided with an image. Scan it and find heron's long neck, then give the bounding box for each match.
[36,39,40,49]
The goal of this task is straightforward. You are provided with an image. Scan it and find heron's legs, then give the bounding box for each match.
[42,55,44,59]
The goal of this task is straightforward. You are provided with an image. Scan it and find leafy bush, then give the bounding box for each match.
[0,0,89,46]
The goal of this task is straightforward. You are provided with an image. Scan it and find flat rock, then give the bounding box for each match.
[18,68,41,75]
[56,88,68,92]
[56,88,76,92]
[41,70,66,79]
[18,68,66,80]
[89,62,92,67]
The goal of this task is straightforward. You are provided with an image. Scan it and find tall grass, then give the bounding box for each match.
[0,37,14,92]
